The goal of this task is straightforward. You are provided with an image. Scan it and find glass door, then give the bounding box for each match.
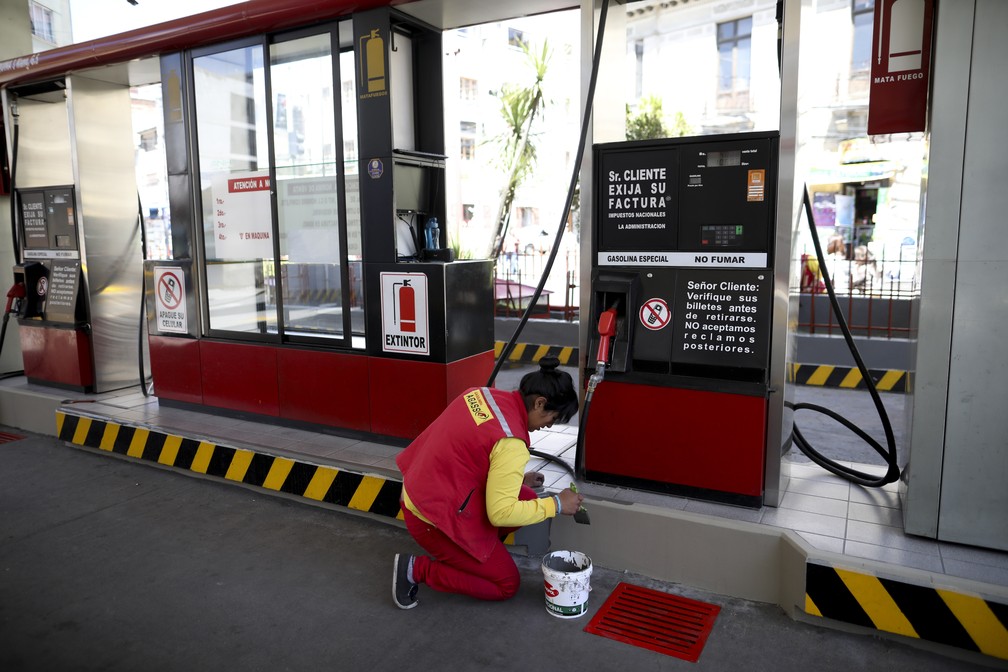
[190,24,356,345]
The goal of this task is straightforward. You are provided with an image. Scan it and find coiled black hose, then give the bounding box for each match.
[788,185,900,487]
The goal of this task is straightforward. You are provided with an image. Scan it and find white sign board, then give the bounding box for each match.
[380,272,429,355]
[598,251,768,268]
[213,171,274,260]
[154,267,187,334]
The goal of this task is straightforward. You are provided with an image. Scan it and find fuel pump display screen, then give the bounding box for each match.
[678,138,775,255]
[706,150,741,167]
[46,189,78,250]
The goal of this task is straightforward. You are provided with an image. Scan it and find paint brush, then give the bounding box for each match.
[570,482,591,525]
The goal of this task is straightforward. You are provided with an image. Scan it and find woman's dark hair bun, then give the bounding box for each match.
[519,355,578,422]
[538,356,561,372]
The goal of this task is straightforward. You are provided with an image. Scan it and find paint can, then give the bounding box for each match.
[541,550,592,618]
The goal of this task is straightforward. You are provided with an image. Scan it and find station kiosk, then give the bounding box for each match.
[141,6,494,440]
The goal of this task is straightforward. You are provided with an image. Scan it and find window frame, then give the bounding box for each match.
[715,16,753,112]
[187,23,356,347]
[850,0,875,98]
[30,2,56,44]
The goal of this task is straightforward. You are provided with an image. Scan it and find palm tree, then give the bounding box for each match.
[485,40,551,261]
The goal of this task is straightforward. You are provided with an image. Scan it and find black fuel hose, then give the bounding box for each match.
[1,100,24,379]
[495,1,611,485]
[788,185,900,487]
[137,195,151,397]
[9,102,20,266]
[486,0,609,388]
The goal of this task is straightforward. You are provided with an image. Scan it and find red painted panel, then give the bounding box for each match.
[583,381,766,498]
[369,358,451,439]
[200,341,279,417]
[19,324,93,389]
[447,350,495,400]
[148,336,203,404]
[277,349,371,431]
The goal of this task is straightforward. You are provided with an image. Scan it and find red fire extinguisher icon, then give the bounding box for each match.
[395,279,416,332]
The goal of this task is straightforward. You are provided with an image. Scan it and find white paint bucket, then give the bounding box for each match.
[541,550,592,618]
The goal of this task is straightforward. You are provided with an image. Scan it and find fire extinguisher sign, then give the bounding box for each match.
[380,272,429,355]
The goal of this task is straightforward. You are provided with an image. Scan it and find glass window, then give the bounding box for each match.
[716,17,752,110]
[460,137,475,160]
[851,1,875,72]
[191,25,360,344]
[192,43,276,335]
[271,33,347,340]
[849,1,875,98]
[30,2,55,43]
[508,28,527,49]
[460,77,478,101]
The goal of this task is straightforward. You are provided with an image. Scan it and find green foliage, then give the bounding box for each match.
[449,235,474,260]
[669,110,692,137]
[626,96,691,141]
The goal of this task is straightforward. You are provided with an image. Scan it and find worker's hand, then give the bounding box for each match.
[523,471,545,489]
[557,488,584,516]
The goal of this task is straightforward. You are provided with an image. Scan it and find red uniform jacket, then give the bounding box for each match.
[396,387,530,562]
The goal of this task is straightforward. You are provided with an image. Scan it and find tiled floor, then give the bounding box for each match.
[56,384,1008,590]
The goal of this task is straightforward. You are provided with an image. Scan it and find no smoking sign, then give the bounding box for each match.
[154,267,187,334]
[639,297,670,331]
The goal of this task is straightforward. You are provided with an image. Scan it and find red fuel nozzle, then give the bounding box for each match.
[5,282,26,315]
[596,308,618,366]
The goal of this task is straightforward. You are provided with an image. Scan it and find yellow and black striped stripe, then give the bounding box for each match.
[493,346,908,392]
[495,341,578,367]
[55,411,405,520]
[805,562,1008,660]
[792,364,907,392]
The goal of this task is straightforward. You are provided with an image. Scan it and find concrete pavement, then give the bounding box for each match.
[1,430,999,671]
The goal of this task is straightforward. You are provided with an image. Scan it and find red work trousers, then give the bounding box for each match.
[402,485,539,601]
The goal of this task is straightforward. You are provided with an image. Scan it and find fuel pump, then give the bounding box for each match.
[6,75,144,393]
[578,132,779,507]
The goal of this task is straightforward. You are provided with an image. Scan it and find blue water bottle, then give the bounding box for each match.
[425,217,439,250]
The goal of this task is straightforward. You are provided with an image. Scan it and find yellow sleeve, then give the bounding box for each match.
[486,437,558,527]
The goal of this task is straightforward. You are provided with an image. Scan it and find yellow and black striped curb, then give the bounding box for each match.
[55,411,406,521]
[791,364,907,392]
[54,410,524,546]
[496,344,907,392]
[805,562,1008,660]
[495,341,578,366]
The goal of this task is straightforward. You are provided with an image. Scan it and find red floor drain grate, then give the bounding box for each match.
[0,431,24,444]
[584,582,720,662]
